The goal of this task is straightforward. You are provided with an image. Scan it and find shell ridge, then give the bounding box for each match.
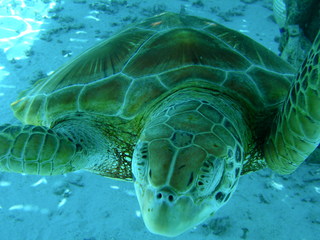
[116,76,135,117]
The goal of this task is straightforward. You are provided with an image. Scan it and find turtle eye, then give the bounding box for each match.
[132,141,149,182]
[195,156,225,196]
[187,172,194,187]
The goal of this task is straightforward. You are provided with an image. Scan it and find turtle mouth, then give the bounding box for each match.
[134,183,213,237]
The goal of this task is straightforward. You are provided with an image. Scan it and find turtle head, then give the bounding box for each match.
[132,98,244,237]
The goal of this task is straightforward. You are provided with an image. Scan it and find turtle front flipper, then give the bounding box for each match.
[0,122,106,175]
[265,31,320,174]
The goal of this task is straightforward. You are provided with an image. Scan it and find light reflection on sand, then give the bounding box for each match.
[0,0,57,84]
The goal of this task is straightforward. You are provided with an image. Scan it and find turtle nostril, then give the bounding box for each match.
[155,190,176,202]
[156,193,163,199]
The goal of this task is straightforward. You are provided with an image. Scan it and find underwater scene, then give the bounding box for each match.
[0,0,319,239]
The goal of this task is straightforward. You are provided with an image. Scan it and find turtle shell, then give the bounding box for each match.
[11,12,295,127]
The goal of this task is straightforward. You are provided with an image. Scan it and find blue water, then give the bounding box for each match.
[0,1,319,240]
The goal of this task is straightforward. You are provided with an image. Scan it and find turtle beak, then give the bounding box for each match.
[134,183,213,237]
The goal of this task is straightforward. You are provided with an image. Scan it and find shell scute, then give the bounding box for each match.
[26,95,46,125]
[223,72,264,109]
[158,65,226,89]
[30,28,154,95]
[45,85,82,123]
[121,76,167,118]
[12,12,296,126]
[123,28,250,78]
[79,74,132,115]
[204,23,294,73]
[247,67,292,105]
[12,95,45,125]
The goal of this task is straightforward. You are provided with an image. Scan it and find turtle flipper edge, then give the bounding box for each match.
[264,31,320,174]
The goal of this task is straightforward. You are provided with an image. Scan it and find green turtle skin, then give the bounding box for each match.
[265,31,320,174]
[0,12,319,236]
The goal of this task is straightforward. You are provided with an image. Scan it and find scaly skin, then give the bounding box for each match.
[0,121,108,175]
[265,31,320,174]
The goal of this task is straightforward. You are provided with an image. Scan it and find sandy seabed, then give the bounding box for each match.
[0,1,319,240]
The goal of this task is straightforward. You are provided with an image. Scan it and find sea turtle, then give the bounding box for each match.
[0,12,319,237]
